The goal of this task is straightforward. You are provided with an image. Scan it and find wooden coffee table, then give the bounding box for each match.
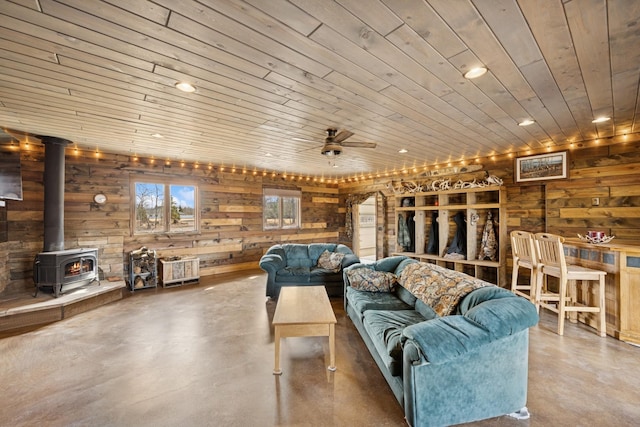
[272,286,337,375]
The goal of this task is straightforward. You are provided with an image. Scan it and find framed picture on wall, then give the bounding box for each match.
[515,151,568,183]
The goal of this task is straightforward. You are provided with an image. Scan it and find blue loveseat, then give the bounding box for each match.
[259,243,359,298]
[343,256,539,427]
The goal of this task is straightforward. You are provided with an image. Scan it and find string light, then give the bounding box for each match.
[31,130,640,185]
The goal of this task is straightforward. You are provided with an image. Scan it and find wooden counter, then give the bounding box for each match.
[563,238,640,344]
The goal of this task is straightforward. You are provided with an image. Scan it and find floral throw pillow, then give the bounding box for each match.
[346,267,397,293]
[316,250,345,272]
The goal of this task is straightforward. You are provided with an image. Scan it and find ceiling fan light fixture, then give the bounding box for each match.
[321,143,342,156]
[463,67,488,79]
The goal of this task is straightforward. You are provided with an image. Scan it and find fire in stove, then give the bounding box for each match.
[65,259,94,277]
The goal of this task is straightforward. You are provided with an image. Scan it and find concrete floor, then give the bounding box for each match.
[0,269,639,426]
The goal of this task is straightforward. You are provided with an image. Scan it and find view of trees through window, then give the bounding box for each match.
[263,188,301,229]
[135,182,196,234]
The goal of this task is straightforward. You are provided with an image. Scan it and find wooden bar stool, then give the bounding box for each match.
[510,230,539,303]
[533,232,607,337]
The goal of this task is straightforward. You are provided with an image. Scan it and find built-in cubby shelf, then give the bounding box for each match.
[393,186,507,286]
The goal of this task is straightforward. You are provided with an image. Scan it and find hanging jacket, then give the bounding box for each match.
[397,213,411,250]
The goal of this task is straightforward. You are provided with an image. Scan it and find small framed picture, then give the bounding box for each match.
[515,151,568,183]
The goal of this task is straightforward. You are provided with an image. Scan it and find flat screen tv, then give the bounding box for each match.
[0,140,23,200]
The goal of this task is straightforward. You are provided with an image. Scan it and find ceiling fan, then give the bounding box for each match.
[294,128,377,156]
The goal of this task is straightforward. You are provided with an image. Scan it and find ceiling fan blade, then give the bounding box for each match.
[295,144,323,153]
[341,141,377,148]
[333,130,354,143]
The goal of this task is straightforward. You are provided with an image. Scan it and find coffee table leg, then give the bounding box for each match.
[328,323,336,372]
[273,326,282,375]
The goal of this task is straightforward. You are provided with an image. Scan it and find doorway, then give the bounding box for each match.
[353,196,377,262]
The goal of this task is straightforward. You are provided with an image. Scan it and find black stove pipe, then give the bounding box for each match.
[40,136,70,252]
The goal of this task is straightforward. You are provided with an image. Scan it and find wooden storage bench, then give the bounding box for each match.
[159,257,200,287]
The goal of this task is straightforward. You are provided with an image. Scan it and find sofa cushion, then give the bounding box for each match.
[396,285,417,307]
[275,268,310,284]
[399,262,490,316]
[415,299,438,320]
[394,257,419,275]
[346,287,411,317]
[346,267,397,292]
[308,243,337,261]
[316,250,345,272]
[373,255,410,273]
[308,269,343,283]
[283,244,314,268]
[363,309,426,376]
[276,266,310,277]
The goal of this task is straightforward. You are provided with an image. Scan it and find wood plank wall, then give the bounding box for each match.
[0,145,342,295]
[2,137,639,296]
[546,141,640,239]
[339,138,640,280]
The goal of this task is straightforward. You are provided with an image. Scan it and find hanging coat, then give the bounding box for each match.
[397,213,411,251]
[446,211,467,257]
[407,212,416,252]
[479,211,498,261]
[426,211,439,254]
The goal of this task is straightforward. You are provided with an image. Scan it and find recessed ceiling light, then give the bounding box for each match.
[175,82,196,93]
[463,67,488,79]
[518,119,535,126]
[591,116,611,123]
[265,153,272,157]
[151,133,164,138]
[398,148,408,154]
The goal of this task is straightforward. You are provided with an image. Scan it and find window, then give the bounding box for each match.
[133,180,197,234]
[263,188,301,230]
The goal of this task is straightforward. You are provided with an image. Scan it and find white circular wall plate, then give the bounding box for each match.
[93,193,107,204]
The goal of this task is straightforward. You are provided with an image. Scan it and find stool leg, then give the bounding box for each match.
[529,267,537,305]
[568,280,578,324]
[557,277,568,336]
[534,271,543,313]
[511,262,519,294]
[598,275,606,337]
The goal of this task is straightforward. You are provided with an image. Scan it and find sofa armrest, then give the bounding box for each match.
[402,297,538,364]
[341,253,360,269]
[464,296,539,338]
[259,253,286,273]
[403,316,492,364]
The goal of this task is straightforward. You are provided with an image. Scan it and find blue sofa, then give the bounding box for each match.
[343,256,539,427]
[259,243,359,298]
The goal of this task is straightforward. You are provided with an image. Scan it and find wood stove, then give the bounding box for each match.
[30,136,101,298]
[33,248,99,297]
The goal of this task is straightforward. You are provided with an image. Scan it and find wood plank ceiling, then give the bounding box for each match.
[1,0,639,178]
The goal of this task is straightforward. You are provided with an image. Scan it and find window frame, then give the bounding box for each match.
[263,187,302,230]
[130,176,199,236]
